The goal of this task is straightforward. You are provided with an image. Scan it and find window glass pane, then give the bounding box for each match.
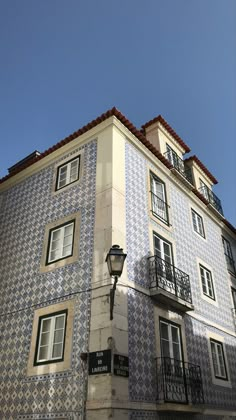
[41,318,51,333]
[163,243,171,264]
[160,322,169,340]
[63,235,73,247]
[173,342,181,360]
[62,245,72,257]
[171,326,179,344]
[161,340,170,358]
[52,343,63,359]
[40,332,50,346]
[38,345,49,361]
[55,315,65,329]
[53,329,64,344]
[52,229,61,241]
[49,250,60,261]
[64,224,73,236]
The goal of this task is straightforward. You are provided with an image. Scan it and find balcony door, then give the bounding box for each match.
[151,174,168,222]
[199,179,209,200]
[159,319,187,403]
[160,319,182,362]
[154,233,173,286]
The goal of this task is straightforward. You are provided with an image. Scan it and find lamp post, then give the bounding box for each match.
[105,245,127,320]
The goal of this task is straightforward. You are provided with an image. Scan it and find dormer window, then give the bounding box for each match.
[199,179,209,200]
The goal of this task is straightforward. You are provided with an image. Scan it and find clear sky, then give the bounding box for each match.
[0,0,235,225]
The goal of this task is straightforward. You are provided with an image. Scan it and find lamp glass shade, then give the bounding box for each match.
[106,245,127,277]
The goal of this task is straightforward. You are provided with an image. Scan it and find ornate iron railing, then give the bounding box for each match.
[148,255,192,304]
[199,185,223,216]
[150,192,169,224]
[156,357,204,405]
[164,149,193,184]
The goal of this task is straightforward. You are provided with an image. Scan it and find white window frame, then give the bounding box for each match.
[56,156,80,191]
[36,311,67,364]
[47,221,75,264]
[207,331,231,388]
[191,209,205,238]
[199,264,215,300]
[160,319,183,362]
[199,178,209,200]
[210,339,227,380]
[150,173,169,224]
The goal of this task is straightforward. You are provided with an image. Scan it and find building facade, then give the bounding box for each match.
[0,108,235,420]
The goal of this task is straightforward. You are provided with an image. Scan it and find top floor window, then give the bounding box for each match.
[150,173,169,225]
[56,156,80,190]
[222,237,235,274]
[191,209,205,238]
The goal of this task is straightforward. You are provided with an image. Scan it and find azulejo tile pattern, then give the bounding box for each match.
[125,141,236,415]
[185,314,236,410]
[125,143,150,288]
[0,141,97,419]
[128,289,157,402]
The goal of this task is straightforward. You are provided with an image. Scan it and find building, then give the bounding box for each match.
[0,107,236,420]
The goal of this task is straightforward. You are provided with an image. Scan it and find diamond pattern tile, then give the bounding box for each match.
[0,141,96,419]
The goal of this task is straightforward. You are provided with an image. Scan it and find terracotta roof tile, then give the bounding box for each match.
[0,107,234,234]
[141,115,190,153]
[185,155,218,185]
[0,107,172,184]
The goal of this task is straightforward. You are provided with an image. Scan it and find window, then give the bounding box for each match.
[40,212,80,273]
[27,300,74,376]
[35,311,67,365]
[160,319,182,362]
[232,288,236,309]
[199,179,209,200]
[47,221,75,264]
[199,264,215,300]
[210,339,227,380]
[222,237,235,274]
[166,144,184,174]
[56,156,80,190]
[191,209,205,238]
[154,233,173,280]
[150,173,169,224]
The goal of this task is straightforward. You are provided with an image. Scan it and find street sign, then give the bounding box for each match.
[114,354,129,377]
[88,350,111,375]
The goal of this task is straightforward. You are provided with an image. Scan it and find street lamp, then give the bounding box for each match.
[105,245,127,320]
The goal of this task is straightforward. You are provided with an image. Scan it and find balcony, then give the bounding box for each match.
[164,149,193,187]
[156,357,204,406]
[199,185,224,216]
[148,256,193,311]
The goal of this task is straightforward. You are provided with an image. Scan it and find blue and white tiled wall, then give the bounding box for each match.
[125,141,236,415]
[0,140,97,419]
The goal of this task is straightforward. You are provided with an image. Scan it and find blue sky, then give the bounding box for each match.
[0,0,235,225]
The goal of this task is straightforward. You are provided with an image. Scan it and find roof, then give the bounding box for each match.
[141,114,191,153]
[0,107,172,185]
[185,155,218,185]
[0,107,234,233]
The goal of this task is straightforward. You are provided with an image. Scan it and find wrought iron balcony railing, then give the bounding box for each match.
[148,255,192,304]
[156,357,204,405]
[150,192,169,224]
[199,185,223,216]
[164,149,193,184]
